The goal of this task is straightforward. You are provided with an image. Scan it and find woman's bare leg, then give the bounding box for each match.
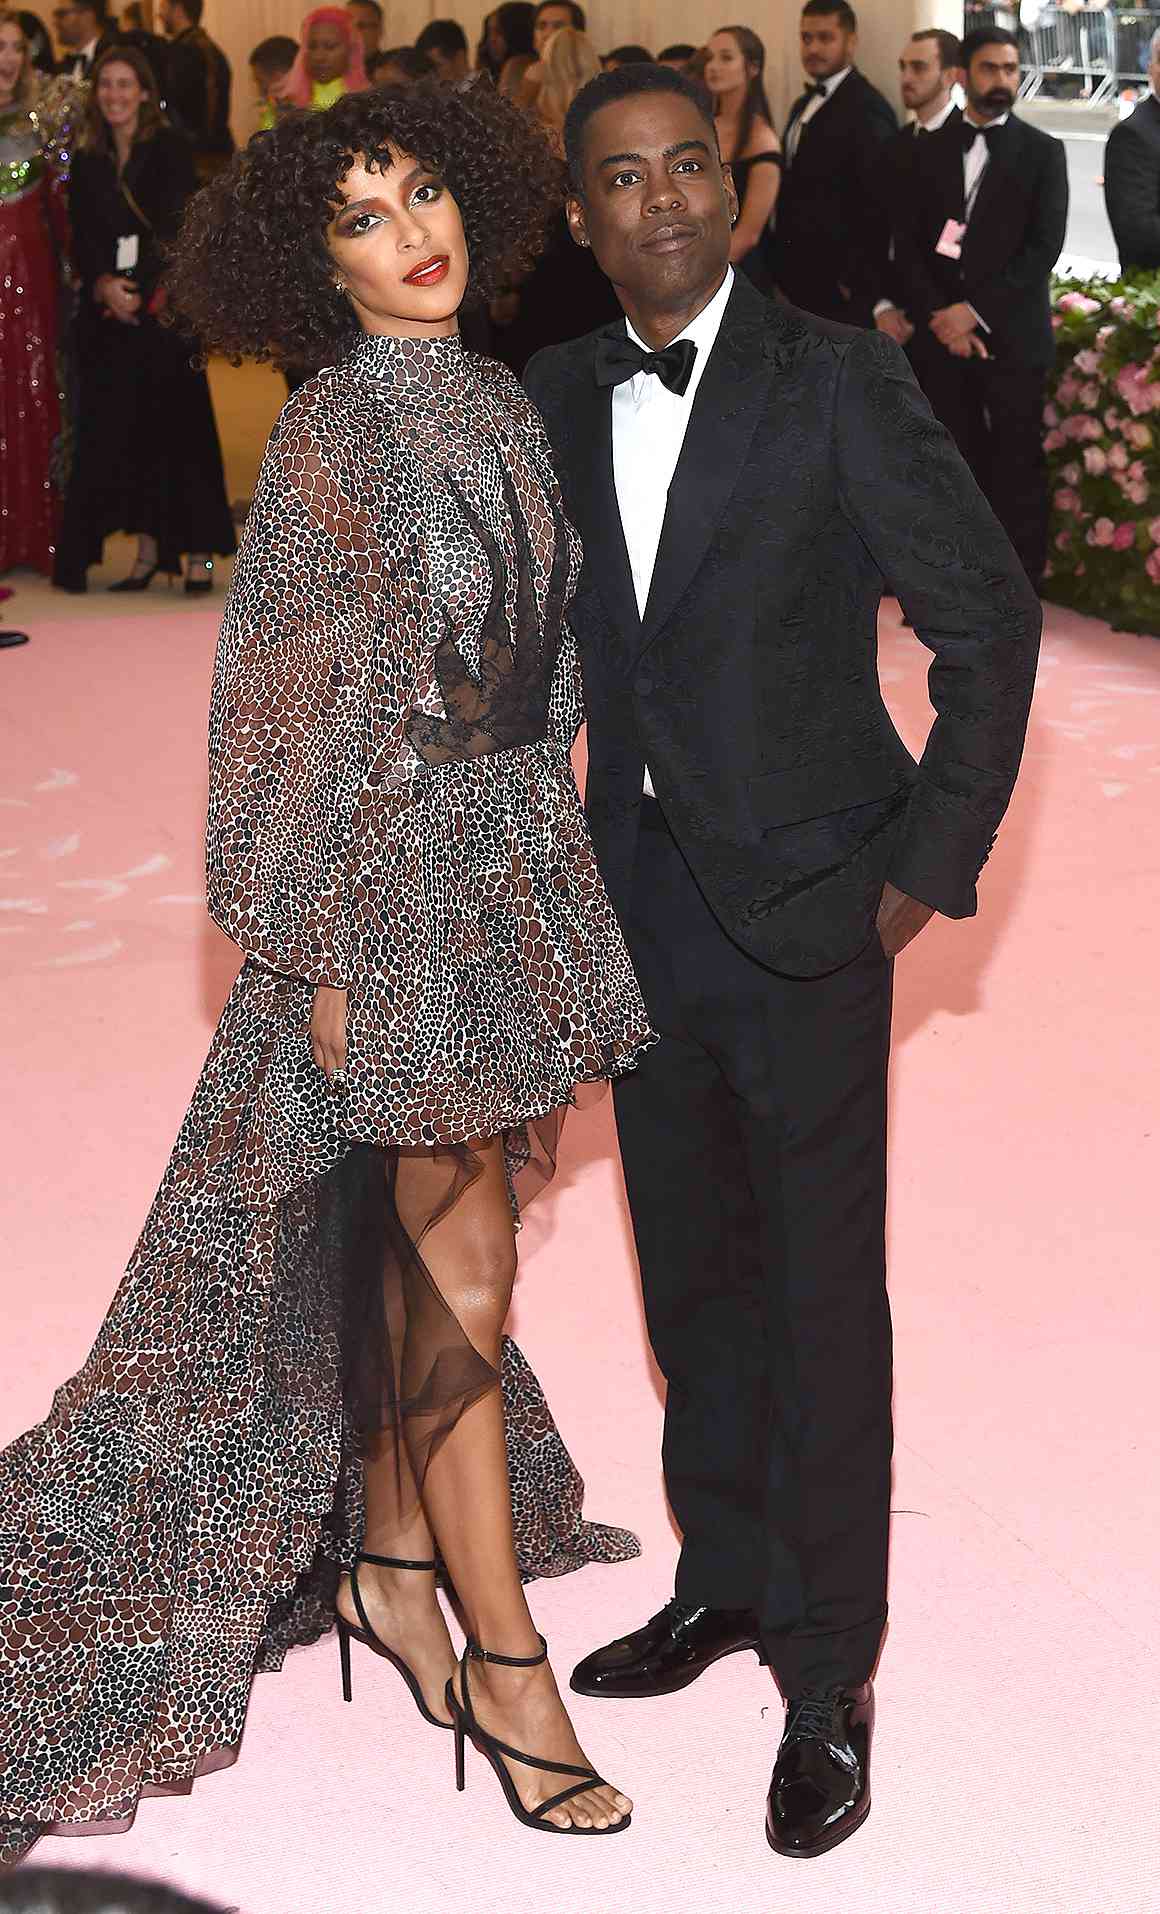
[395,1138,631,1832]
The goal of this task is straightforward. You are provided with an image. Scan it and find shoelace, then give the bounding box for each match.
[784,1694,841,1743]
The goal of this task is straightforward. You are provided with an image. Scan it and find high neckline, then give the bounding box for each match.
[349,330,466,385]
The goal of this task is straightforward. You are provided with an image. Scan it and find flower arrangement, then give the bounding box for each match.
[1044,270,1160,634]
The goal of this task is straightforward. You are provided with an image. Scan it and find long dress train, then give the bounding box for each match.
[0,330,654,1865]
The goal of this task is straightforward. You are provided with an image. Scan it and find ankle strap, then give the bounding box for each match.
[356,1551,437,1571]
[465,1632,548,1668]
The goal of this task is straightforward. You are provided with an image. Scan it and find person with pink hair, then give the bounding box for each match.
[285,5,368,109]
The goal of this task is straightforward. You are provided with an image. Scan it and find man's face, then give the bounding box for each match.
[568,91,736,317]
[966,42,1019,117]
[898,38,949,112]
[426,43,465,81]
[159,1,183,36]
[535,4,573,54]
[54,3,95,49]
[799,14,856,81]
[348,2,382,60]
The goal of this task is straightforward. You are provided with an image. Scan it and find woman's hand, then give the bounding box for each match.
[310,984,349,1079]
[95,273,142,324]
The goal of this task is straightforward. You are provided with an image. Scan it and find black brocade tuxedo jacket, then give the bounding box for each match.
[771,69,898,327]
[525,276,1041,979]
[1104,94,1160,273]
[892,112,1068,369]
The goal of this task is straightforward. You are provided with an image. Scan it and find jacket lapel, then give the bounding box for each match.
[563,365,641,652]
[636,276,778,657]
[964,118,1018,250]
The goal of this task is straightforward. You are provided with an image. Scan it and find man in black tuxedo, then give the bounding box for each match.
[1104,29,1160,272]
[526,61,1039,1860]
[891,27,1068,589]
[770,0,897,327]
[873,28,963,349]
[52,1,117,79]
[158,0,234,179]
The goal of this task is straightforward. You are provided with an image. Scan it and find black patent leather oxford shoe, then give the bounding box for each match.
[765,1682,874,1858]
[570,1599,760,1699]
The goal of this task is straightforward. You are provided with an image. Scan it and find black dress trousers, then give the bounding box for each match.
[612,801,895,1695]
[909,343,1049,589]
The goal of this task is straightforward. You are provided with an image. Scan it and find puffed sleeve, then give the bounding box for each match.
[206,386,385,988]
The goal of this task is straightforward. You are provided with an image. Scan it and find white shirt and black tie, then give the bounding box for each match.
[785,65,852,162]
[608,267,735,797]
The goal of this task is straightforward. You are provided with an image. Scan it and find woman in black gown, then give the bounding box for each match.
[705,24,781,294]
[53,47,235,596]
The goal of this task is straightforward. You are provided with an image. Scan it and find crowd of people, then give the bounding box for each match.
[1,0,1094,655]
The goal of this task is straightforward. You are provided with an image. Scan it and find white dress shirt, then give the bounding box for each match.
[918,96,959,135]
[962,109,1009,220]
[611,266,734,796]
[68,36,100,80]
[785,64,852,161]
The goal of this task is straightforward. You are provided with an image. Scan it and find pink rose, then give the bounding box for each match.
[1057,290,1100,315]
[1074,349,1101,374]
[1076,561,1086,575]
[1087,517,1116,547]
[1128,460,1146,483]
[1079,383,1100,409]
[1107,442,1130,471]
[1044,402,1060,428]
[1083,446,1108,475]
[1126,421,1152,449]
[1044,429,1065,452]
[1056,376,1080,405]
[1053,486,1080,513]
[1146,548,1160,584]
[1148,517,1160,544]
[1054,529,1073,551]
[1062,461,1081,484]
[1081,418,1105,441]
[1124,480,1150,505]
[1110,296,1128,315]
[1043,558,1055,578]
[1104,409,1123,432]
[1112,523,1136,551]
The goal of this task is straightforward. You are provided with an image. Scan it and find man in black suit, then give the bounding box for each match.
[158,0,234,179]
[526,62,1039,1859]
[770,0,897,326]
[1104,30,1160,272]
[873,28,963,348]
[52,1,116,79]
[891,26,1068,589]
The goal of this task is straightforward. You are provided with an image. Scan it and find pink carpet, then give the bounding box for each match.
[1,596,1157,1913]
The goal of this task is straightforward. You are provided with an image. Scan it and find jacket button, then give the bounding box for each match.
[637,669,653,695]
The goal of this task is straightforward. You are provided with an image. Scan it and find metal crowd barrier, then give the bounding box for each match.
[1008,6,1160,106]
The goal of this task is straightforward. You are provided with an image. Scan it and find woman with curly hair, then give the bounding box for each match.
[0,82,649,1864]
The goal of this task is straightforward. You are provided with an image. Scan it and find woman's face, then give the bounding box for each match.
[97,59,148,133]
[704,31,752,101]
[306,20,349,84]
[327,149,469,338]
[485,12,506,61]
[0,21,27,99]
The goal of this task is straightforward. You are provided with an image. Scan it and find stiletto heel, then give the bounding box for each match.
[453,1698,466,1791]
[445,1635,632,1836]
[338,1615,353,1703]
[335,1551,452,1730]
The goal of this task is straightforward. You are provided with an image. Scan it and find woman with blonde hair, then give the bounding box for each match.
[492,23,618,372]
[536,23,600,143]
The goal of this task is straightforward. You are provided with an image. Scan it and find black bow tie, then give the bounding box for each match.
[594,329,698,396]
[961,120,1003,152]
[804,80,828,100]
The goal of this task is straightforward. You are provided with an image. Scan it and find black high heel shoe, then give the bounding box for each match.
[184,559,214,596]
[446,1634,632,1836]
[335,1551,453,1731]
[107,564,167,594]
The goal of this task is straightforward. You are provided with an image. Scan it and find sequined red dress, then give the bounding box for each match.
[0,107,65,577]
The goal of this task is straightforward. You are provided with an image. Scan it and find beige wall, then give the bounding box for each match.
[200,0,964,146]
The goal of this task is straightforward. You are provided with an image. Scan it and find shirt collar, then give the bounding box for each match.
[624,265,734,370]
[918,96,957,132]
[814,65,851,98]
[964,109,1010,130]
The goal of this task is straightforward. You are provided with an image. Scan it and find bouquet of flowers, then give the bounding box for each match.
[1043,270,1160,635]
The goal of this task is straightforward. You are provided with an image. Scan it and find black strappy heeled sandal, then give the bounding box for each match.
[446,1634,632,1836]
[336,1551,453,1731]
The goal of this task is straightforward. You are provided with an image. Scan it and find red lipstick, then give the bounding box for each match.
[403,254,450,287]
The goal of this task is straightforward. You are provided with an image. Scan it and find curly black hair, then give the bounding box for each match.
[167,80,564,366]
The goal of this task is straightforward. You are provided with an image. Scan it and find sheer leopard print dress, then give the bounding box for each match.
[0,333,655,1866]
